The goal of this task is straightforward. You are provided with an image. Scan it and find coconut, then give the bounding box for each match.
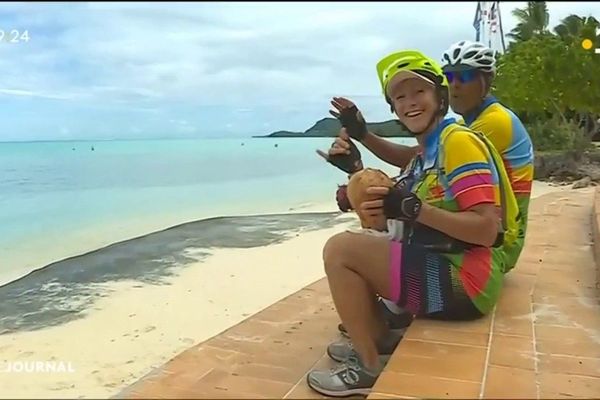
[347,168,394,230]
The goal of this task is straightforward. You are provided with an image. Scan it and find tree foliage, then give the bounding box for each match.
[507,1,550,43]
[493,2,600,151]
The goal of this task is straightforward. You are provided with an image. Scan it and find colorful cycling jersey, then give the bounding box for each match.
[404,117,519,314]
[459,96,534,272]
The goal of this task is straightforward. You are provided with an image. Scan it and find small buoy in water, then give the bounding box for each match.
[274,143,278,148]
[241,142,245,146]
[91,146,95,151]
[72,148,75,151]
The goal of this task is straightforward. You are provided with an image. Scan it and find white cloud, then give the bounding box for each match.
[0,88,75,100]
[0,1,598,140]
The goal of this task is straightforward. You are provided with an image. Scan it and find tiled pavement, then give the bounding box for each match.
[116,188,600,399]
[115,277,344,399]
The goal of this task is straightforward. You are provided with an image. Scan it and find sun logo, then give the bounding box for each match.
[581,27,600,54]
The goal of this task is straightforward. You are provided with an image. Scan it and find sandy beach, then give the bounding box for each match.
[0,180,577,399]
[0,205,355,399]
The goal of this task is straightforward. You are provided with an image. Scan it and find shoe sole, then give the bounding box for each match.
[306,376,372,398]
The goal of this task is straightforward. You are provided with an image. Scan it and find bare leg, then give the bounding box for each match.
[323,232,395,370]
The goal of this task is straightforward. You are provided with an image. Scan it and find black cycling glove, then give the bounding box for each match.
[382,181,422,221]
[330,105,368,141]
[326,139,362,174]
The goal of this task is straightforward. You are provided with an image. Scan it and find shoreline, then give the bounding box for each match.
[2,179,572,289]
[1,199,340,289]
[0,214,357,398]
[0,181,578,398]
[2,179,573,289]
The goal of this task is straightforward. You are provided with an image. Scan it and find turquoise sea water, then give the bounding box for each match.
[0,137,416,285]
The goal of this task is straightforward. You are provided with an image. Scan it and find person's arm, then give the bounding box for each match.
[416,203,498,247]
[416,130,500,246]
[361,132,419,170]
[328,97,418,170]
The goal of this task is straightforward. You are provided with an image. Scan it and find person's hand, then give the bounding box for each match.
[335,184,352,212]
[359,186,389,221]
[329,97,369,142]
[316,128,352,157]
[316,131,363,174]
[382,183,422,221]
[364,184,422,222]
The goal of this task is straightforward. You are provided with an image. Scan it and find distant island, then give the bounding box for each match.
[253,117,411,138]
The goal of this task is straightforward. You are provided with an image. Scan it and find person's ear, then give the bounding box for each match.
[479,73,487,99]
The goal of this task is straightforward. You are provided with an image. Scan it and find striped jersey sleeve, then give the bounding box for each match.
[442,130,496,210]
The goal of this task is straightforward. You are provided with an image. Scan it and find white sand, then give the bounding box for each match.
[0,215,356,399]
[0,180,572,398]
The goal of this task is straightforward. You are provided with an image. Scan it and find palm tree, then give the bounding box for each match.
[506,1,550,42]
[552,15,600,140]
[554,14,599,45]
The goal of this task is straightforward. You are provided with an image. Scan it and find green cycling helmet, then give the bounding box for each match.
[376,50,448,95]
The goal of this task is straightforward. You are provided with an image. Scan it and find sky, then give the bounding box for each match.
[0,1,598,142]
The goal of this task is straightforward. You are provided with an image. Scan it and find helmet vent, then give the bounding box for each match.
[442,40,497,73]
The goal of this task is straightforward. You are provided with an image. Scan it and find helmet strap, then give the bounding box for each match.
[437,89,446,115]
[479,72,493,98]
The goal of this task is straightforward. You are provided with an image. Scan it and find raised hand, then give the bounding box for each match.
[329,97,368,141]
[316,133,363,174]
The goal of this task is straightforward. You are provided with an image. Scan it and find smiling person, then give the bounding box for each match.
[441,40,534,272]
[329,40,534,340]
[307,50,518,397]
[327,41,533,275]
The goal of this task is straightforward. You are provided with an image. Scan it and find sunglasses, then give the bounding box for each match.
[443,69,478,84]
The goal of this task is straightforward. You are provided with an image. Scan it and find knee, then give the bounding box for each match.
[322,232,351,274]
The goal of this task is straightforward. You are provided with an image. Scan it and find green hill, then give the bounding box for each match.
[254,117,411,138]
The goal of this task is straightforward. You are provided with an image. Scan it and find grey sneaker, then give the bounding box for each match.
[307,355,381,397]
[327,333,402,363]
[327,340,358,363]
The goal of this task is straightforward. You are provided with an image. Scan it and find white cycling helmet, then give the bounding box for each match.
[442,40,496,73]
